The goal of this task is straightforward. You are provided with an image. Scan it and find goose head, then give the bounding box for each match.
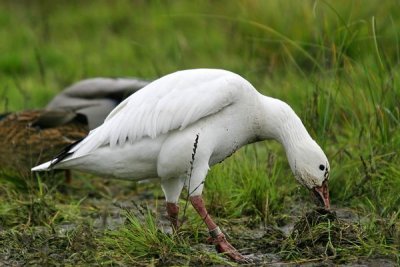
[258,96,331,209]
[287,140,330,209]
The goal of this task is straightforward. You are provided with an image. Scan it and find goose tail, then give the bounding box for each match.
[31,160,55,171]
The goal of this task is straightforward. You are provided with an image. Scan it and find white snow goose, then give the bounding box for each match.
[32,69,330,262]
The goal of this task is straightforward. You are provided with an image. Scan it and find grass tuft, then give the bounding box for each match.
[281,208,399,263]
[99,207,231,266]
[0,224,97,266]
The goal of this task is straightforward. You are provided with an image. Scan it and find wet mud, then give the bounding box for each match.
[0,179,398,266]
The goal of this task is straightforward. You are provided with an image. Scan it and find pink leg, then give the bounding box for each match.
[166,202,180,230]
[189,195,246,262]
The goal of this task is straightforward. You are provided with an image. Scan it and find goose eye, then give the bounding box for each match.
[319,164,325,171]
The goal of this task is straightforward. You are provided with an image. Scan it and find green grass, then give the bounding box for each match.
[0,224,97,266]
[99,207,231,266]
[280,209,399,263]
[0,0,399,265]
[205,143,289,223]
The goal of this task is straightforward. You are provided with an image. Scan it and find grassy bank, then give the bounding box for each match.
[0,0,399,265]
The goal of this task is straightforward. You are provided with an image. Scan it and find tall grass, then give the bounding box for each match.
[205,144,290,223]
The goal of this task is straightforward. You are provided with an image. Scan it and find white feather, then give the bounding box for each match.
[69,69,243,158]
[31,160,55,171]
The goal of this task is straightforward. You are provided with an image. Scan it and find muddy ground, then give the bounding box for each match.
[0,176,398,266]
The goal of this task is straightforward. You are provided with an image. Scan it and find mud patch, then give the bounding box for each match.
[0,224,96,266]
[222,208,398,266]
[278,208,399,265]
[281,209,358,258]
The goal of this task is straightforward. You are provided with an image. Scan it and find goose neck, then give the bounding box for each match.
[258,95,312,151]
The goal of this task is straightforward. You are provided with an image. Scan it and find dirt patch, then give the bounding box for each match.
[223,208,398,266]
[0,224,97,266]
[280,209,359,260]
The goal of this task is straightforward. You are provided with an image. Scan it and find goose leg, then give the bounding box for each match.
[64,170,72,184]
[166,202,180,229]
[161,177,185,230]
[189,195,246,262]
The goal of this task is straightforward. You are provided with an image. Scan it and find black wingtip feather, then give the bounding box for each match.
[50,138,85,167]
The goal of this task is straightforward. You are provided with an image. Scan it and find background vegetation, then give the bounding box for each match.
[0,0,399,265]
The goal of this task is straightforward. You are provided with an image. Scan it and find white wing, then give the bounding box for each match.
[70,69,252,157]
